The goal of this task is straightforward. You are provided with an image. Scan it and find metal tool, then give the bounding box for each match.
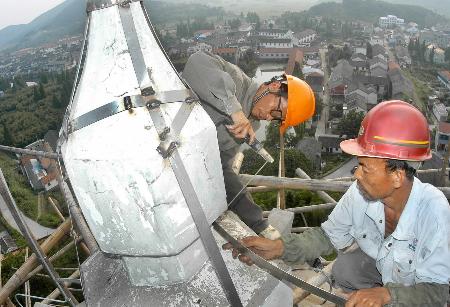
[214,222,347,307]
[222,118,274,163]
[244,135,274,163]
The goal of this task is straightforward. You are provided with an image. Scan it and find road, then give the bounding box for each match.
[315,48,331,138]
[323,157,358,179]
[0,194,54,240]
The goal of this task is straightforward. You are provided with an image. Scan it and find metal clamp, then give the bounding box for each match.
[185,96,198,104]
[123,96,133,111]
[158,127,170,141]
[146,99,161,110]
[156,141,179,159]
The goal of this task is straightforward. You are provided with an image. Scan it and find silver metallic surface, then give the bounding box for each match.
[80,212,292,306]
[214,221,347,306]
[62,0,292,303]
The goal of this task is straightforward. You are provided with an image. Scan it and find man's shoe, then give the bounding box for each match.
[259,225,281,240]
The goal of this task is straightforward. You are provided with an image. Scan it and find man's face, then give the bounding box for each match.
[251,89,287,121]
[354,157,397,202]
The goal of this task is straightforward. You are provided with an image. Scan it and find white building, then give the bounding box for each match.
[259,38,293,49]
[187,42,212,55]
[425,45,446,64]
[293,30,317,47]
[379,15,405,28]
[433,102,448,122]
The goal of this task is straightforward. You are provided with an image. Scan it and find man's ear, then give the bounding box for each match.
[268,81,281,92]
[391,169,405,188]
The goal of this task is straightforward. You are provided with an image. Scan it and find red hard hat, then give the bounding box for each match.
[340,100,431,161]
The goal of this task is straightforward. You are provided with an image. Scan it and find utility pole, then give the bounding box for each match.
[277,133,286,209]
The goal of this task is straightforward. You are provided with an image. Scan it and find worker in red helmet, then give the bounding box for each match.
[224,100,450,306]
[183,51,315,240]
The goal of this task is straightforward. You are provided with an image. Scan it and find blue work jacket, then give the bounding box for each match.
[322,178,450,286]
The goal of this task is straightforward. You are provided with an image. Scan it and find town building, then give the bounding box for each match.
[293,29,317,47]
[318,134,345,153]
[0,231,17,254]
[20,131,60,192]
[388,62,414,99]
[258,48,293,61]
[187,42,212,55]
[425,45,446,64]
[345,82,377,114]
[258,29,291,38]
[395,46,412,67]
[433,102,448,122]
[419,30,450,49]
[437,71,450,90]
[258,38,293,49]
[435,121,450,152]
[213,48,240,64]
[379,15,405,28]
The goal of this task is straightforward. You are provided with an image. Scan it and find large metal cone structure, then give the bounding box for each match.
[58,0,292,305]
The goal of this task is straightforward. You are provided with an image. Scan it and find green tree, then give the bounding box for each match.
[292,62,304,80]
[445,47,450,62]
[366,42,373,59]
[336,110,364,138]
[38,83,46,99]
[429,46,435,64]
[229,18,241,30]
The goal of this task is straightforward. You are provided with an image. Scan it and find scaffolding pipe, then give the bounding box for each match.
[47,197,65,222]
[241,174,450,198]
[241,175,351,192]
[41,269,80,305]
[263,203,337,217]
[0,145,59,160]
[0,218,72,305]
[57,174,99,253]
[295,168,337,203]
[247,186,277,193]
[24,238,80,282]
[231,152,244,175]
[293,261,336,305]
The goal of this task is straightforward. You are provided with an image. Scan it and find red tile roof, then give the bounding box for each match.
[438,70,450,82]
[439,122,450,134]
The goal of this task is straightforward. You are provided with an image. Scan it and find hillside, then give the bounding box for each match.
[0,1,225,52]
[384,0,450,18]
[308,0,448,27]
[0,72,73,147]
[0,0,85,51]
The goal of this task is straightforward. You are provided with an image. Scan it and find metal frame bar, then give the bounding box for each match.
[0,171,78,306]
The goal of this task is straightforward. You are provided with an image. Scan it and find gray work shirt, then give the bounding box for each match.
[182,51,260,151]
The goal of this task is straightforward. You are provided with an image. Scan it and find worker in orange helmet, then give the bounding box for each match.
[224,100,450,306]
[183,51,315,240]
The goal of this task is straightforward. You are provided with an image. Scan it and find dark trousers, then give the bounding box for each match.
[332,247,383,292]
[220,147,268,233]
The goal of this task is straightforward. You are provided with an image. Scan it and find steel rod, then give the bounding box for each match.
[0,170,78,306]
[0,145,59,160]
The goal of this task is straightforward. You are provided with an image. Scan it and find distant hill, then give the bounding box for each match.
[0,0,225,52]
[0,0,85,51]
[308,0,448,27]
[384,0,450,18]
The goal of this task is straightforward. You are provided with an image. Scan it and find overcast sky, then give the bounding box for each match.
[0,0,65,31]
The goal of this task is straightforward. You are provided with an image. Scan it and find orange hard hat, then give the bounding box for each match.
[340,100,431,161]
[280,74,315,134]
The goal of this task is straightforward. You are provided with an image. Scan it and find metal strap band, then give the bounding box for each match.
[68,89,193,133]
[86,0,141,13]
[147,104,242,306]
[213,222,347,306]
[118,1,150,89]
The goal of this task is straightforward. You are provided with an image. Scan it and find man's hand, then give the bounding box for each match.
[226,111,256,143]
[345,287,391,307]
[222,236,284,266]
